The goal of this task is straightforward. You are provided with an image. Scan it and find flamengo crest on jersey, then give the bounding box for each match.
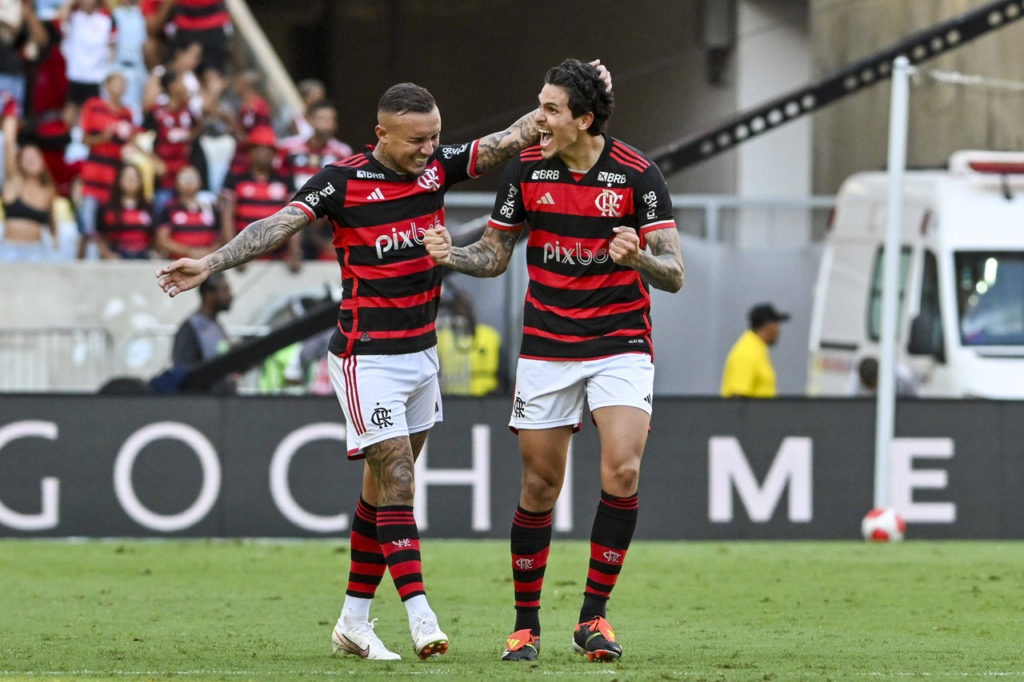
[488,137,676,361]
[287,141,481,356]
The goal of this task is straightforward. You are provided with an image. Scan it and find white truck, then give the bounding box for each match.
[807,151,1024,398]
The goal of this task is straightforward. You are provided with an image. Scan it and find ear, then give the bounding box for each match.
[577,111,594,131]
[374,124,387,143]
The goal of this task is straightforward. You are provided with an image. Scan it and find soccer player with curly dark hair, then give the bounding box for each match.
[425,58,684,663]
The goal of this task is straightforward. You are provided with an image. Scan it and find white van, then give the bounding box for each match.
[807,151,1024,398]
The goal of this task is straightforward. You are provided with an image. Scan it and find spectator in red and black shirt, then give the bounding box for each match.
[227,69,272,177]
[96,162,154,259]
[77,71,138,258]
[277,101,352,190]
[144,67,200,216]
[219,125,299,270]
[154,164,219,260]
[169,0,231,77]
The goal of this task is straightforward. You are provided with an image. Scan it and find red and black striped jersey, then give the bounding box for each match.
[144,105,196,189]
[172,0,230,31]
[277,136,354,190]
[289,141,482,356]
[488,136,676,361]
[80,97,135,202]
[156,198,219,259]
[97,202,154,258]
[221,171,293,259]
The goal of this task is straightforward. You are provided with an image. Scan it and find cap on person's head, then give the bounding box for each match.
[246,126,277,149]
[748,302,790,330]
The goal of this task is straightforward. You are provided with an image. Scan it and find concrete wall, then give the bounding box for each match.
[811,0,1024,193]
[0,236,822,396]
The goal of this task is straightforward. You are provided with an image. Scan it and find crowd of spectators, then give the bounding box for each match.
[0,0,350,265]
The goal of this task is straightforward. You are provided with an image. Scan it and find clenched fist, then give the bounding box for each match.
[424,226,453,264]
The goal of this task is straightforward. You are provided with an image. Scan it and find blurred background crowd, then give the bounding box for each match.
[0,0,350,267]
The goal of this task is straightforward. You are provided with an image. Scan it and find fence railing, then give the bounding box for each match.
[0,327,114,393]
[1,195,834,393]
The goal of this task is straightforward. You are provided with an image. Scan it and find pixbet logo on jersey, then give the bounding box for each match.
[542,239,609,265]
[375,222,428,259]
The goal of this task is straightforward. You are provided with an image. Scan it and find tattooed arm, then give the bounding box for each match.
[609,225,684,293]
[156,205,310,297]
[473,60,612,175]
[424,225,520,277]
[473,111,540,175]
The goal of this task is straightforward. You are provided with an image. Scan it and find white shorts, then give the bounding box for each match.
[328,348,443,459]
[509,354,654,431]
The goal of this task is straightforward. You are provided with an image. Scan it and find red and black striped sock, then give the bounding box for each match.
[345,497,387,599]
[580,490,638,623]
[376,505,425,601]
[510,506,552,636]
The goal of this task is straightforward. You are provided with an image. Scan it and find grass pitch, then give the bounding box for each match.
[1,539,1022,681]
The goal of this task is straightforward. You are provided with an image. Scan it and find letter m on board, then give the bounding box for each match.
[708,437,812,523]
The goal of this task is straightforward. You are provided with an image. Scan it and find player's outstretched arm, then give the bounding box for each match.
[474,60,613,175]
[609,226,684,293]
[424,225,518,277]
[156,205,310,297]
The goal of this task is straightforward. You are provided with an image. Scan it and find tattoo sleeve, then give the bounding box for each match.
[206,205,310,273]
[445,227,520,277]
[634,227,685,292]
[474,109,540,174]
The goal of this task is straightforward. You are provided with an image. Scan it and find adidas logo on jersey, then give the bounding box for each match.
[366,187,385,201]
[536,192,555,205]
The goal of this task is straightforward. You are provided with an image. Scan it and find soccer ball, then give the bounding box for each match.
[861,507,906,542]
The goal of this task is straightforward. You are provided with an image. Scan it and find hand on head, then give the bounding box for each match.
[589,59,613,93]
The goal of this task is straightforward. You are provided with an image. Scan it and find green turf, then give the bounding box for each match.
[1,539,1022,681]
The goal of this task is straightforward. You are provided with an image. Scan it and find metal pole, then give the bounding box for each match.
[875,56,912,509]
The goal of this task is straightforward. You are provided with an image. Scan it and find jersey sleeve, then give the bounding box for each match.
[634,162,676,236]
[486,158,525,231]
[437,140,482,188]
[287,166,344,221]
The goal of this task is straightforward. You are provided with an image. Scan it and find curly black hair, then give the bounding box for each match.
[543,59,614,136]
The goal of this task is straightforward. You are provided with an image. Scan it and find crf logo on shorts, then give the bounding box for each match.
[513,396,526,418]
[371,406,394,428]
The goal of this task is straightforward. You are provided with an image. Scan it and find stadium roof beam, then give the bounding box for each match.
[652,0,1024,177]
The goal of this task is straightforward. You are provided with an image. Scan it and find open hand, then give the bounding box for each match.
[156,258,211,297]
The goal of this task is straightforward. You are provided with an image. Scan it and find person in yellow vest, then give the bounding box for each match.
[721,302,790,398]
[435,288,504,396]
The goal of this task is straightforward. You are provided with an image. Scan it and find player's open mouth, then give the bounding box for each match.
[539,128,552,148]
